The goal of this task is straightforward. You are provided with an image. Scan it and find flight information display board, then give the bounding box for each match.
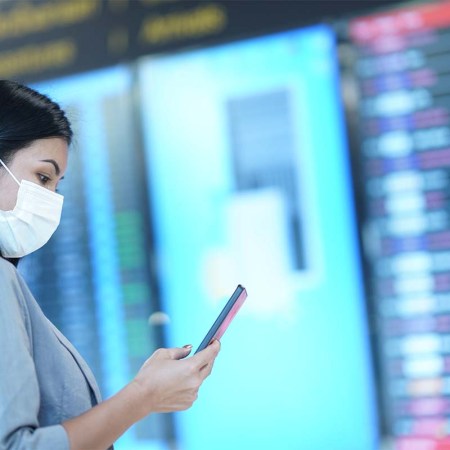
[347,1,450,449]
[139,23,377,450]
[18,67,172,450]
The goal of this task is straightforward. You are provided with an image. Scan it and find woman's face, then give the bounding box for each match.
[0,137,68,211]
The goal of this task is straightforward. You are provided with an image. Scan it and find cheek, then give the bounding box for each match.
[0,175,19,211]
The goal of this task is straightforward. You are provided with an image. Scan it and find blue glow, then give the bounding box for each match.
[139,25,378,450]
[32,68,168,450]
[34,68,131,397]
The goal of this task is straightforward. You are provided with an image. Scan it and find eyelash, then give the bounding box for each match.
[37,173,51,185]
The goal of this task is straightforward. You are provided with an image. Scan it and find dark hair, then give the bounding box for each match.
[0,80,72,164]
[0,81,72,265]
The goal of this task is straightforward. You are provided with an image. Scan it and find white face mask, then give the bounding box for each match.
[0,158,63,258]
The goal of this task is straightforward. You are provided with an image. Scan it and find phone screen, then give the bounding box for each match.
[194,285,247,354]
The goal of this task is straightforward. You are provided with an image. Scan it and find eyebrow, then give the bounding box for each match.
[40,159,61,176]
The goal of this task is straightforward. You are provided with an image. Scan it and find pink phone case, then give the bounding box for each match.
[194,285,247,354]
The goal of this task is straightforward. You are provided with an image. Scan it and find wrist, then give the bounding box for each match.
[121,380,152,421]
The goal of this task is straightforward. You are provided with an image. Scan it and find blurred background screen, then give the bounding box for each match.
[138,23,376,450]
[4,0,450,449]
[20,68,172,450]
[343,1,450,449]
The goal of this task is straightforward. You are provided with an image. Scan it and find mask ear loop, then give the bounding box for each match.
[0,159,20,186]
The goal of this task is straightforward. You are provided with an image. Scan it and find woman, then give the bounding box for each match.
[0,80,220,450]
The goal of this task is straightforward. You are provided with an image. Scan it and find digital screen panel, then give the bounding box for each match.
[346,1,450,449]
[139,24,378,450]
[18,67,172,450]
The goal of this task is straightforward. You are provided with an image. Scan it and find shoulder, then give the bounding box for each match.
[0,256,19,278]
[0,257,28,303]
[0,257,25,301]
[0,257,33,344]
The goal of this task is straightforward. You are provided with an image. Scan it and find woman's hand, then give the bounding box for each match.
[131,340,221,416]
[62,341,220,450]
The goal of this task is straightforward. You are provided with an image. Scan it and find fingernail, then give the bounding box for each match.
[183,344,193,349]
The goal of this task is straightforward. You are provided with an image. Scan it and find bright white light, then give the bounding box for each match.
[404,355,444,378]
[394,275,434,295]
[378,131,413,157]
[386,192,425,214]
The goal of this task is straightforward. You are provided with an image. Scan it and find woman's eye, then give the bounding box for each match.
[38,174,50,185]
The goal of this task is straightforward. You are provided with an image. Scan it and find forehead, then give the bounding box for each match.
[12,138,68,170]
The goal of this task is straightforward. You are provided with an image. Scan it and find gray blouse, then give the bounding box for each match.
[0,257,102,449]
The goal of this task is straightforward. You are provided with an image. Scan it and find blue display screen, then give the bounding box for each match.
[21,68,171,450]
[139,24,379,450]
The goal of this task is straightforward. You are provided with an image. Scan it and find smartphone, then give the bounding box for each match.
[194,285,248,354]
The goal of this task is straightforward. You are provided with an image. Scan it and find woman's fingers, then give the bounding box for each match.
[190,340,221,374]
[152,346,193,361]
[133,340,221,414]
